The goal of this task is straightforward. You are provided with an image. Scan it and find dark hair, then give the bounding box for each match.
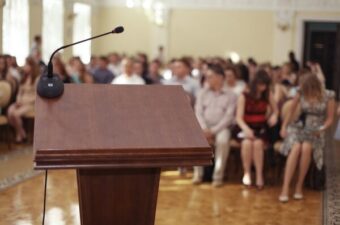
[248,57,257,66]
[21,57,40,85]
[207,63,225,77]
[34,35,41,42]
[99,56,108,62]
[176,58,191,70]
[236,63,249,83]
[224,66,239,79]
[249,70,271,101]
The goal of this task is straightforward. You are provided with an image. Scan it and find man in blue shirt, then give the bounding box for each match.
[92,56,115,84]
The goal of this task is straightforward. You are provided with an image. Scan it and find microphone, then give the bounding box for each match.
[37,26,125,98]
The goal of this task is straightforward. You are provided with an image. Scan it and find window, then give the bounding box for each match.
[73,3,91,64]
[42,0,64,63]
[2,0,29,66]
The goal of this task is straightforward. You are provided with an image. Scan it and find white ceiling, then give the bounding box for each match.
[95,0,340,11]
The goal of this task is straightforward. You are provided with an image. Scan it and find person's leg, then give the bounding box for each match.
[295,141,312,196]
[10,105,31,141]
[7,104,22,141]
[212,129,230,186]
[7,104,16,126]
[241,139,253,185]
[253,139,264,187]
[192,166,204,184]
[280,142,302,198]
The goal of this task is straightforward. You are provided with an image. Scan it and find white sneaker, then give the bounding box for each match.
[293,193,304,200]
[279,195,289,203]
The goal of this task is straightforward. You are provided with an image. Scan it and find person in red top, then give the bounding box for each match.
[236,70,278,189]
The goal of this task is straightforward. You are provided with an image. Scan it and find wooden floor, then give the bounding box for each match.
[0,168,322,225]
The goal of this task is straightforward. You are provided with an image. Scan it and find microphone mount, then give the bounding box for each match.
[37,26,125,98]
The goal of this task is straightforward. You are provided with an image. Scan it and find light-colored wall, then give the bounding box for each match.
[92,7,152,57]
[168,9,274,62]
[29,0,42,49]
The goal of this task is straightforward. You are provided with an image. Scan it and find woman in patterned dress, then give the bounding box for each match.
[279,73,336,202]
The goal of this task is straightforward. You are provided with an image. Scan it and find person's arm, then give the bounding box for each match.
[236,94,254,139]
[268,92,279,127]
[194,90,208,130]
[320,94,336,131]
[280,93,300,138]
[210,93,237,134]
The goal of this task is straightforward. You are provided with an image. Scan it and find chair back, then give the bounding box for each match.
[0,80,12,108]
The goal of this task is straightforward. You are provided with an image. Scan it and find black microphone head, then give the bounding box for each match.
[112,26,124,34]
[37,73,64,98]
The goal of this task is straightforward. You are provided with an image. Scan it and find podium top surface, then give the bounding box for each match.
[34,84,212,169]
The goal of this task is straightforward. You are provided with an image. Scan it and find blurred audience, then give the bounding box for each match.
[1,45,337,202]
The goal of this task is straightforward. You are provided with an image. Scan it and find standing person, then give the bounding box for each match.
[112,58,145,85]
[7,57,40,143]
[30,35,42,56]
[92,56,115,84]
[288,51,300,73]
[236,70,278,189]
[193,64,237,187]
[279,73,335,202]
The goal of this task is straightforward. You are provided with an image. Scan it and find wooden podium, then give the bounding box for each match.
[34,84,212,225]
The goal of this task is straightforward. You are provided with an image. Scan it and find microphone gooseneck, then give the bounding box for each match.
[37,25,125,98]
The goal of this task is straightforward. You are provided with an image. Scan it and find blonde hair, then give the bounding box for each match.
[300,72,324,102]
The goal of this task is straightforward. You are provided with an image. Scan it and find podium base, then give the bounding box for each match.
[77,168,161,225]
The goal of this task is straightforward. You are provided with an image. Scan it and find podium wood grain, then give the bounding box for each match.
[33,84,212,225]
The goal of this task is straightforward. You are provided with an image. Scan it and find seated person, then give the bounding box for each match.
[92,56,114,84]
[163,58,200,106]
[7,57,40,143]
[279,73,335,202]
[193,64,237,187]
[112,58,145,85]
[235,70,278,189]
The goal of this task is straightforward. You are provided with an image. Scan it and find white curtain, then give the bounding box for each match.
[42,0,64,63]
[73,3,91,64]
[2,0,29,66]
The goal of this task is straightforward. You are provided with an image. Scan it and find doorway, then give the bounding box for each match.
[303,21,340,95]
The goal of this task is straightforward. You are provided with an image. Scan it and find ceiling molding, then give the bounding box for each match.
[96,0,340,12]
